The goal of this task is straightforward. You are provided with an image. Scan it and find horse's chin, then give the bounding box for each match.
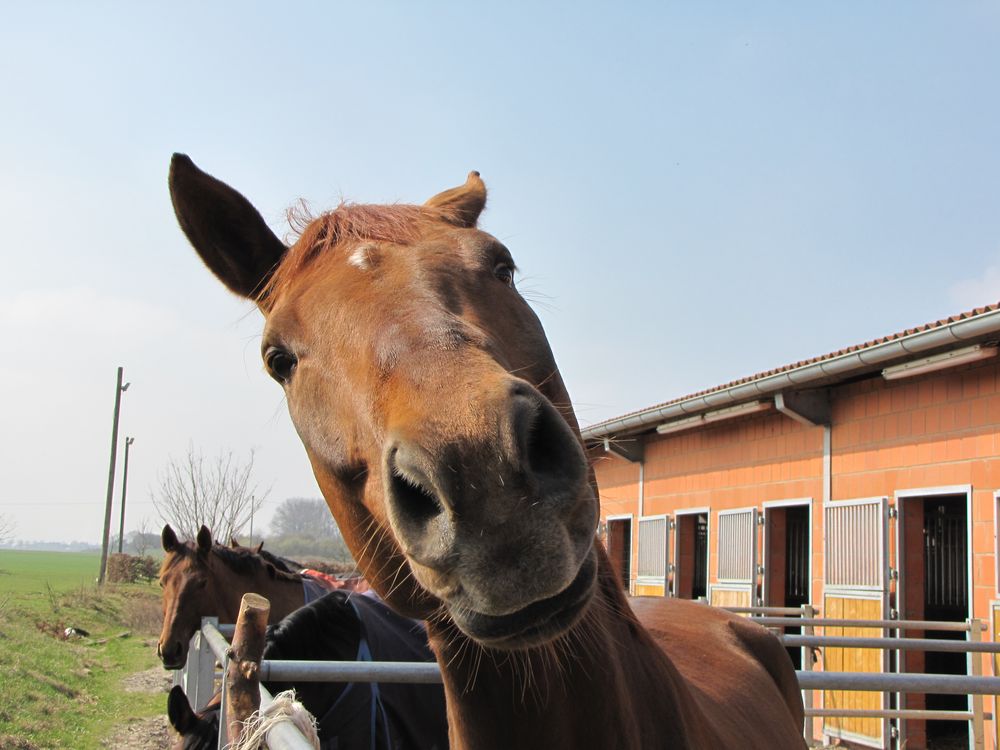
[447,551,597,651]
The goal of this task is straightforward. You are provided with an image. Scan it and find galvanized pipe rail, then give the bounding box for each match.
[751,616,981,631]
[796,671,1000,694]
[201,621,317,750]
[185,611,999,749]
[781,634,1000,653]
[724,605,992,747]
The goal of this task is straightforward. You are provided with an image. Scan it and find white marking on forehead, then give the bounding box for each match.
[348,244,375,270]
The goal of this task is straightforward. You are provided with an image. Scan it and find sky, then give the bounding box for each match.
[1,2,999,544]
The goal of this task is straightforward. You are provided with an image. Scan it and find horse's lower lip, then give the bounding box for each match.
[449,553,596,649]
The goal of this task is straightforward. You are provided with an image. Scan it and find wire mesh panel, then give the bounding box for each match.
[717,509,756,582]
[637,516,668,582]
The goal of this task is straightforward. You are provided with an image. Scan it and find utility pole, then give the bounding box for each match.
[117,437,135,554]
[249,495,255,546]
[99,367,129,584]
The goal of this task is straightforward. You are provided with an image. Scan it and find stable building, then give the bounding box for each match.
[583,302,1000,750]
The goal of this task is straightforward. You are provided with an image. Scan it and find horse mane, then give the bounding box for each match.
[212,544,302,582]
[257,548,302,574]
[159,540,303,583]
[261,201,447,304]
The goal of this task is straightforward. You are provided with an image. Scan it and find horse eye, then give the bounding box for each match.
[265,346,298,384]
[493,263,515,287]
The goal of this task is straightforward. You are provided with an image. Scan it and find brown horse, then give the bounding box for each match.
[157,524,334,668]
[168,155,805,749]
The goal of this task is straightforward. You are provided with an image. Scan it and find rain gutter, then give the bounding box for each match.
[582,307,1000,442]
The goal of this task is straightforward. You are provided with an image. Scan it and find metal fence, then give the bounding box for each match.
[727,604,999,749]
[175,606,1000,750]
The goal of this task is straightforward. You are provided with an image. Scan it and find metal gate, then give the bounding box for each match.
[894,491,972,749]
[823,497,890,748]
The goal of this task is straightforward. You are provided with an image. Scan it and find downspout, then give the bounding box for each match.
[638,461,645,518]
[823,426,831,505]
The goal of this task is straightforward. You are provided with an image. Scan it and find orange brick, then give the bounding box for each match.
[977,433,996,458]
[963,370,980,400]
[926,407,941,434]
[917,380,934,407]
[947,376,964,402]
[932,378,948,403]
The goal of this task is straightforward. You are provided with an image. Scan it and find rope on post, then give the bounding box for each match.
[233,689,320,750]
[226,593,270,747]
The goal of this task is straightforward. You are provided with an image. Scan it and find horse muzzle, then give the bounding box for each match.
[158,639,187,670]
[382,378,599,645]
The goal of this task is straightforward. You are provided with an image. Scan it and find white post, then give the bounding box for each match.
[186,617,218,713]
[969,618,985,750]
[802,603,816,745]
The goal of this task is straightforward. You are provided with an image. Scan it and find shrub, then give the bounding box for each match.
[106,554,158,584]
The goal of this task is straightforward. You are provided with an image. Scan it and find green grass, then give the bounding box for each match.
[0,551,100,596]
[0,551,166,749]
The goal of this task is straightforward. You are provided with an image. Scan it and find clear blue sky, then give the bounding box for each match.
[2,2,998,543]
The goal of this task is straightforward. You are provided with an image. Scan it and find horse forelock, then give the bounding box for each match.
[259,202,449,304]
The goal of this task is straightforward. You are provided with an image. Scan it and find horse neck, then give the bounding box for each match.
[210,556,305,623]
[427,546,704,750]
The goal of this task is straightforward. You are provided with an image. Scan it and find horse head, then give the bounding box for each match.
[167,685,219,750]
[156,524,220,668]
[169,155,598,649]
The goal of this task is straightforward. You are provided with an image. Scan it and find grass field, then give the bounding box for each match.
[0,550,166,749]
[0,551,100,596]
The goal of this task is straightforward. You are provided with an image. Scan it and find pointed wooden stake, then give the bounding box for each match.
[225,592,270,746]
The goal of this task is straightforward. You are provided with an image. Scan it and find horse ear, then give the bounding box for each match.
[229,536,240,549]
[168,153,287,300]
[167,685,195,733]
[424,171,487,228]
[196,525,213,554]
[161,525,179,553]
[253,542,264,554]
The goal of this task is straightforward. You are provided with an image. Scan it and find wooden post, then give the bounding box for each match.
[226,593,271,747]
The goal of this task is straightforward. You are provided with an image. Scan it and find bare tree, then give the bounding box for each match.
[129,517,156,556]
[153,445,268,542]
[270,498,338,538]
[0,513,14,545]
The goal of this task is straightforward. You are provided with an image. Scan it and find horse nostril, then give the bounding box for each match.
[386,445,447,528]
[391,472,443,523]
[511,388,585,490]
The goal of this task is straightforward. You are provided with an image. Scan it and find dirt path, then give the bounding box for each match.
[102,668,173,749]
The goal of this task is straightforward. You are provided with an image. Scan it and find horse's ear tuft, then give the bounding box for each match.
[168,153,288,300]
[196,525,212,554]
[424,171,487,228]
[162,525,179,553]
[167,685,195,733]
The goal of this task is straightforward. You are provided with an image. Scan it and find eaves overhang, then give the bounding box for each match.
[582,304,1000,443]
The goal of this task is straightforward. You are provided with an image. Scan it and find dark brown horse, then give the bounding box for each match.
[157,524,340,668]
[167,588,449,750]
[168,155,805,749]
